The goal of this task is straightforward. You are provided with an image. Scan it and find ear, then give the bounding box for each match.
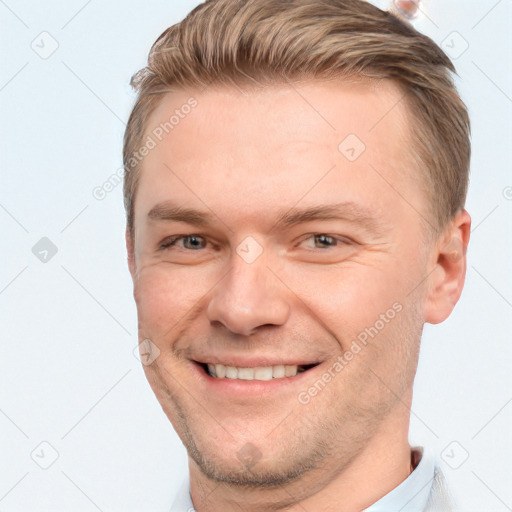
[125,226,136,280]
[423,209,471,324]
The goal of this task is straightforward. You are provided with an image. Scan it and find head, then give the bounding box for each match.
[123,0,471,495]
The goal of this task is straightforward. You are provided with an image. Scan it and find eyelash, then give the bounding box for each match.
[158,233,351,251]
[159,235,208,251]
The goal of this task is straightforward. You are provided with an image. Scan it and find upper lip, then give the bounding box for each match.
[193,358,321,368]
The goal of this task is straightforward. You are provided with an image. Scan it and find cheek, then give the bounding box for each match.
[285,263,409,344]
[133,265,205,336]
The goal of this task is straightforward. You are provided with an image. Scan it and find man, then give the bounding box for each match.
[123,0,471,510]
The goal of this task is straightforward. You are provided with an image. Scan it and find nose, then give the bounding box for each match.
[206,252,291,336]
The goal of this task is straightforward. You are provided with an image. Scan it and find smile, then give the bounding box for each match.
[202,363,318,380]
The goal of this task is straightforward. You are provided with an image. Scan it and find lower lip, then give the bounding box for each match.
[190,361,321,398]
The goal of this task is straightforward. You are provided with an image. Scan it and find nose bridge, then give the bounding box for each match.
[206,249,290,336]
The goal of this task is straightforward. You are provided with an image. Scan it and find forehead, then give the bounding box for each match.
[134,79,422,232]
[145,79,410,155]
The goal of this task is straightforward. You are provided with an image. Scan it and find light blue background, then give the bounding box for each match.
[1,1,511,510]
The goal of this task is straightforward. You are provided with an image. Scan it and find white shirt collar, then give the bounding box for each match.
[363,447,435,512]
[169,447,435,512]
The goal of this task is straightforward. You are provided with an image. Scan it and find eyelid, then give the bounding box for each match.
[296,233,356,247]
[158,234,208,250]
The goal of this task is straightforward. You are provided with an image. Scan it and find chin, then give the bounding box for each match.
[188,444,317,488]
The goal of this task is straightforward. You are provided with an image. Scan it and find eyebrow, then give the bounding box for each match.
[147,202,216,226]
[147,200,387,234]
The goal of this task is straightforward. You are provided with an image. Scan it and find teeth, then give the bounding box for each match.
[285,365,297,377]
[272,365,285,378]
[206,363,303,380]
[207,364,217,377]
[238,367,254,380]
[254,366,273,380]
[216,364,226,378]
[226,366,238,379]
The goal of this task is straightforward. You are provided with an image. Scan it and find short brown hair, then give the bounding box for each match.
[123,0,470,239]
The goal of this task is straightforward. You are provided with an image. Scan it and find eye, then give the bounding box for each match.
[159,234,207,251]
[300,234,352,249]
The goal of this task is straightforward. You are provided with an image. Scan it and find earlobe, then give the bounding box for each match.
[423,209,471,324]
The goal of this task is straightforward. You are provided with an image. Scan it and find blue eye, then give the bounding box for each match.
[159,235,207,251]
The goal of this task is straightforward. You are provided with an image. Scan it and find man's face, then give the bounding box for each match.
[128,80,433,486]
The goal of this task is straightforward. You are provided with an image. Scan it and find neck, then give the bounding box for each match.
[188,399,413,512]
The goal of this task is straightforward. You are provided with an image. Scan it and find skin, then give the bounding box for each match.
[126,80,471,512]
